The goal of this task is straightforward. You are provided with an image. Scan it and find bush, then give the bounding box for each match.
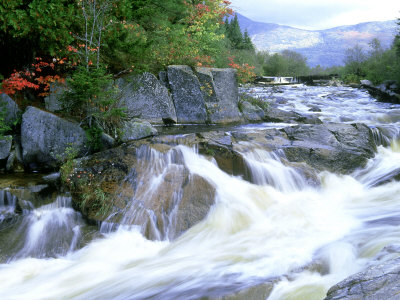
[239,92,269,110]
[61,66,125,149]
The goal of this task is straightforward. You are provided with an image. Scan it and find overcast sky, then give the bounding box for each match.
[229,0,400,30]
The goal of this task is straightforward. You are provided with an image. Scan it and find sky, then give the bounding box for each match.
[229,0,400,30]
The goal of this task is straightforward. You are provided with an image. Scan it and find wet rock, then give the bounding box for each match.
[100,132,115,149]
[119,120,157,142]
[240,101,265,122]
[282,123,376,174]
[208,282,275,300]
[0,94,21,126]
[265,107,322,124]
[63,142,216,240]
[116,72,177,124]
[5,137,24,173]
[324,256,400,300]
[167,65,208,124]
[21,106,89,170]
[42,172,61,183]
[361,80,400,104]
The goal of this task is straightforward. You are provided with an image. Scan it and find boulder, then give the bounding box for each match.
[21,106,88,170]
[0,93,21,126]
[63,141,216,240]
[116,72,177,124]
[361,80,400,104]
[265,107,322,124]
[167,65,208,123]
[195,67,243,124]
[44,82,66,112]
[282,123,376,173]
[0,136,12,160]
[240,101,265,122]
[119,120,157,142]
[158,71,169,89]
[325,257,400,300]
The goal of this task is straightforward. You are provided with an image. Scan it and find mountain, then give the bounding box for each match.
[235,13,398,67]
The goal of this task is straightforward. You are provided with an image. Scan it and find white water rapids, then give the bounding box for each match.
[1,85,400,299]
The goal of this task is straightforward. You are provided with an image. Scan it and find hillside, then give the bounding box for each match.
[235,13,397,67]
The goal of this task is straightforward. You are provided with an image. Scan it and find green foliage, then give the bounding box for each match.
[342,37,400,85]
[0,101,11,139]
[61,66,125,149]
[239,92,269,110]
[59,145,79,184]
[0,0,77,76]
[262,50,309,77]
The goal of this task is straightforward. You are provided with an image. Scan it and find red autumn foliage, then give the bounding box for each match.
[1,57,65,97]
[228,56,256,83]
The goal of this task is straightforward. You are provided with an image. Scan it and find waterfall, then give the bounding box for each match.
[1,85,400,299]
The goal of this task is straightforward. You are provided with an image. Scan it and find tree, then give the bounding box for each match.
[344,44,366,77]
[0,0,77,77]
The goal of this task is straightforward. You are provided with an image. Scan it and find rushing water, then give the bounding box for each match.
[1,85,400,299]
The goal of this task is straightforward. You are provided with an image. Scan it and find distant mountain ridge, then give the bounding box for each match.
[235,13,398,67]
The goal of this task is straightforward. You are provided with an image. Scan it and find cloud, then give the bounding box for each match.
[229,0,400,29]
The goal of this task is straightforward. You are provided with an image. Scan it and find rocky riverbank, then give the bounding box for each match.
[2,71,400,299]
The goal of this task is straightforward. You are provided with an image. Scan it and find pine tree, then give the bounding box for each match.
[227,14,243,49]
[242,29,255,51]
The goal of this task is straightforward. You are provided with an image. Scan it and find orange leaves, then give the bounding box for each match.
[228,56,256,84]
[0,57,65,97]
[0,72,39,95]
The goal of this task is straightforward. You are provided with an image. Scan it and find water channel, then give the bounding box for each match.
[1,84,400,299]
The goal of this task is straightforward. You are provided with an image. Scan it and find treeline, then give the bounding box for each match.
[0,1,258,146]
[341,36,400,84]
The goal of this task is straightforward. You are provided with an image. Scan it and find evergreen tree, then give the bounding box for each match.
[242,29,255,51]
[227,14,243,49]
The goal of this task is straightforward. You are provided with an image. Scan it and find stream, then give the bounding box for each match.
[1,84,400,299]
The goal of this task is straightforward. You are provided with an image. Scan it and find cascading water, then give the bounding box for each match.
[1,85,400,299]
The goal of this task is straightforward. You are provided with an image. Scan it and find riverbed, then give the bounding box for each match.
[1,84,400,299]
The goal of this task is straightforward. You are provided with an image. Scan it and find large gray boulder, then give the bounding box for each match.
[211,68,243,123]
[195,67,243,124]
[0,136,12,160]
[21,106,88,170]
[325,256,400,300]
[116,72,177,124]
[282,123,376,173]
[44,82,66,112]
[167,65,208,123]
[240,101,265,122]
[0,94,21,126]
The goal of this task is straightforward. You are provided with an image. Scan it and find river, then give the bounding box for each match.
[1,84,400,299]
